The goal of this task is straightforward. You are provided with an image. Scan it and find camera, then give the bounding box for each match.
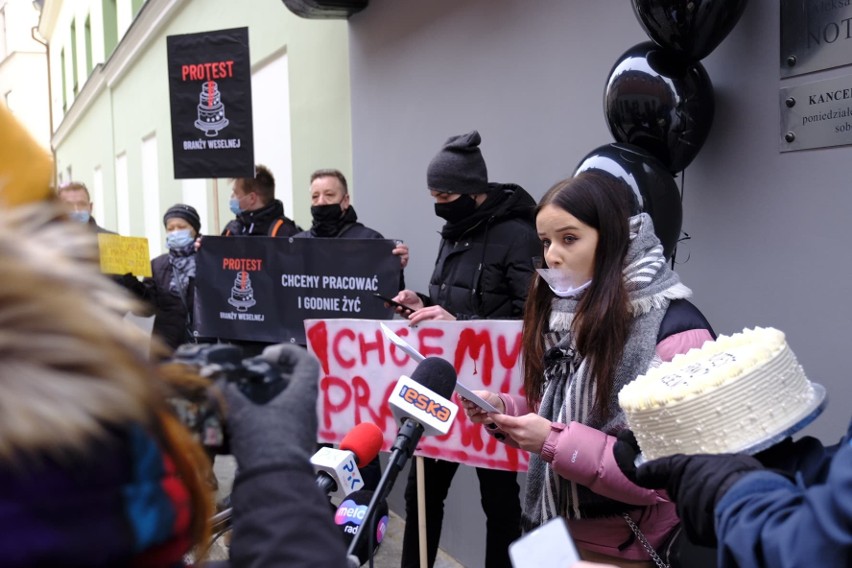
[172,343,290,404]
[166,343,291,453]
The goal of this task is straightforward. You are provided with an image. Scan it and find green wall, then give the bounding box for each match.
[54,0,351,241]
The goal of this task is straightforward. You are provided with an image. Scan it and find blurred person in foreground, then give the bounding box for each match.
[0,104,346,567]
[0,105,211,566]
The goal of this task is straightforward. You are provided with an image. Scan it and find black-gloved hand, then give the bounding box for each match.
[613,429,642,483]
[118,272,144,295]
[613,429,765,546]
[636,451,763,546]
[219,344,320,474]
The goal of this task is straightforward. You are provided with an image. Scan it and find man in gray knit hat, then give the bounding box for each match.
[393,130,539,568]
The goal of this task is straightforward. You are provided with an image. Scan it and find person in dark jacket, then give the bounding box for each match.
[223,164,301,237]
[217,165,301,356]
[295,168,409,288]
[613,417,852,568]
[57,181,115,234]
[393,130,539,568]
[295,168,406,490]
[127,204,202,353]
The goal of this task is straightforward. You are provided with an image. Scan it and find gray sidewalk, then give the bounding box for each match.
[209,456,463,567]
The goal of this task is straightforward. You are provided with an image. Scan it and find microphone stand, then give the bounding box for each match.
[346,418,423,561]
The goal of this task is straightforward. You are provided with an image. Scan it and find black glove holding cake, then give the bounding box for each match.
[614,429,763,546]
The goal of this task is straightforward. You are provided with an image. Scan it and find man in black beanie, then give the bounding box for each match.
[393,130,539,568]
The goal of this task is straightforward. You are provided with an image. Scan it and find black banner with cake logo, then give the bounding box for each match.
[193,237,401,344]
[166,27,254,179]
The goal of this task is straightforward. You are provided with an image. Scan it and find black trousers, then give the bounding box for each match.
[401,458,521,568]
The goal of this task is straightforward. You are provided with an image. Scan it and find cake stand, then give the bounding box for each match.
[738,383,827,455]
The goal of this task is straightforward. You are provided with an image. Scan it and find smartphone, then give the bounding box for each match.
[508,517,580,568]
[455,381,501,414]
[372,292,416,315]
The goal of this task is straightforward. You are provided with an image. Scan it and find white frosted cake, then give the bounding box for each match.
[618,327,821,460]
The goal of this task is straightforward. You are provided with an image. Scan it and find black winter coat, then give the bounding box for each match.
[295,206,405,290]
[127,254,195,352]
[294,222,383,240]
[428,183,539,319]
[222,199,301,237]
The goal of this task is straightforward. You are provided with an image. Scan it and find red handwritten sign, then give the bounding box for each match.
[305,319,528,472]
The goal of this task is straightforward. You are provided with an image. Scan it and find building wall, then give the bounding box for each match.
[42,0,350,252]
[0,0,49,149]
[348,1,849,564]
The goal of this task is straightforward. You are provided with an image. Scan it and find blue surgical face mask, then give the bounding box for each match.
[69,210,90,224]
[166,229,194,250]
[229,197,243,216]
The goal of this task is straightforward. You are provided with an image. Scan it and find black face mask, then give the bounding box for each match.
[310,203,344,237]
[434,194,477,224]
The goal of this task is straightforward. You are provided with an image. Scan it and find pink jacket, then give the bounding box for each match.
[499,327,713,560]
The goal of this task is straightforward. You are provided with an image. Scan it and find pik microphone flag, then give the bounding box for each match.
[193,237,402,344]
[166,27,254,179]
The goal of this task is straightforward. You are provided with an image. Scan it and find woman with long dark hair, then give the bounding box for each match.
[463,171,714,567]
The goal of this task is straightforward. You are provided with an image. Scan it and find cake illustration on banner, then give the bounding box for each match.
[228,270,256,312]
[618,327,825,461]
[194,80,229,137]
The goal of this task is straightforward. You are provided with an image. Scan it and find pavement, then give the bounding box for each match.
[209,456,463,568]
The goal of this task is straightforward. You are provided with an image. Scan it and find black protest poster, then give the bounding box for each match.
[194,237,401,344]
[166,27,254,179]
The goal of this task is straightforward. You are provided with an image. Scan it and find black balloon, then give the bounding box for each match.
[604,41,714,174]
[632,0,748,62]
[574,143,682,260]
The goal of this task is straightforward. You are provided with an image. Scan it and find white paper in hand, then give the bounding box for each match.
[379,322,500,414]
[508,517,579,568]
[455,380,501,414]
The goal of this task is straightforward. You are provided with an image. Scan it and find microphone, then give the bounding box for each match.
[388,356,458,442]
[346,357,458,560]
[312,422,384,498]
[334,489,389,566]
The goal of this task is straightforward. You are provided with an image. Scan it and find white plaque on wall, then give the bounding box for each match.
[780,75,852,152]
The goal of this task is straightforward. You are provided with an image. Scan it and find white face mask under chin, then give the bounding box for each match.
[536,268,592,298]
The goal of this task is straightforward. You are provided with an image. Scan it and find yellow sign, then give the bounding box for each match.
[98,234,152,277]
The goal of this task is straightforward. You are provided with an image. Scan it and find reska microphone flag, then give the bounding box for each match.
[166,27,255,179]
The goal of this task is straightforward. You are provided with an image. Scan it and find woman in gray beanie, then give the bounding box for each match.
[125,203,202,354]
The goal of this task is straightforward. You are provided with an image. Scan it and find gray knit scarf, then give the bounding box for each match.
[168,242,196,300]
[523,213,692,530]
